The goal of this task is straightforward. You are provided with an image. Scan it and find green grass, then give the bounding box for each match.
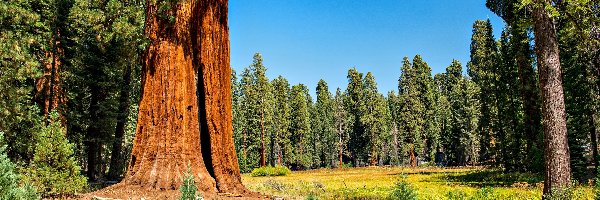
[250,166,292,177]
[241,167,595,200]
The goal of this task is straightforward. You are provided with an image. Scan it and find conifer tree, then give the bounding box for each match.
[272,76,292,166]
[346,68,367,166]
[314,80,336,167]
[398,57,423,167]
[467,20,499,163]
[333,88,350,168]
[289,84,312,169]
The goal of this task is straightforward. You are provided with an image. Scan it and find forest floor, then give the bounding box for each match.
[242,166,595,200]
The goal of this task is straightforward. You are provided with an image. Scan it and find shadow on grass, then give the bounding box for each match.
[440,170,543,187]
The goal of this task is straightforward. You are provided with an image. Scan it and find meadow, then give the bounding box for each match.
[242,167,595,200]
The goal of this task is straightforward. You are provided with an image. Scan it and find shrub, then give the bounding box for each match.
[0,132,39,199]
[250,165,292,177]
[23,113,87,197]
[388,175,417,200]
[179,164,203,200]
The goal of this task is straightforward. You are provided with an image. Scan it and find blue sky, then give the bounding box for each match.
[229,0,504,95]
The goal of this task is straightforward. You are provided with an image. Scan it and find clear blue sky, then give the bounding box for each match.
[229,0,504,95]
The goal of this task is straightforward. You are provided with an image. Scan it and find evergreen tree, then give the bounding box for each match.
[314,80,336,167]
[387,91,402,165]
[346,68,367,166]
[289,84,312,169]
[467,20,499,163]
[0,0,52,163]
[398,57,424,167]
[239,53,275,169]
[271,76,292,166]
[24,113,87,197]
[333,88,350,167]
[361,73,390,166]
[232,69,249,172]
[0,133,39,199]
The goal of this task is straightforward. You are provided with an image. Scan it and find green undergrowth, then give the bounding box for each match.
[250,166,292,177]
[241,167,594,200]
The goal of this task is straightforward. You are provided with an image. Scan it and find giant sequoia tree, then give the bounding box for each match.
[121,0,248,194]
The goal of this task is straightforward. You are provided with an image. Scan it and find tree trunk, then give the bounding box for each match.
[108,64,133,181]
[35,34,66,122]
[85,84,103,181]
[531,0,571,196]
[409,145,417,167]
[121,0,248,194]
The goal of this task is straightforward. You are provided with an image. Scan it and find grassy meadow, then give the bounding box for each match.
[241,167,595,200]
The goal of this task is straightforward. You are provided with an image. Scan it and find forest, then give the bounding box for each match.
[0,0,599,199]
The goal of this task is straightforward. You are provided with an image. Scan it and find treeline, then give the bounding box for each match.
[0,0,598,197]
[1,0,145,195]
[232,13,600,184]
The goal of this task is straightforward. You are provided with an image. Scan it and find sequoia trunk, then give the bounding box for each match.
[531,0,571,196]
[35,34,66,122]
[122,0,247,194]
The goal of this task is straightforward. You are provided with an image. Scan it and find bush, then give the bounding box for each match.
[23,113,87,197]
[179,164,203,200]
[388,175,417,200]
[250,166,292,177]
[0,132,39,199]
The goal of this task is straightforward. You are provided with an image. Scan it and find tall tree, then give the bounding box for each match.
[333,88,350,167]
[122,0,248,195]
[398,57,424,167]
[529,0,572,195]
[314,80,336,167]
[272,76,291,166]
[289,84,312,169]
[467,20,499,163]
[346,68,367,166]
[361,73,389,166]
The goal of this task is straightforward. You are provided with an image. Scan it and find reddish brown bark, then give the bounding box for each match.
[531,0,571,196]
[121,0,248,195]
[35,34,66,122]
[409,145,417,167]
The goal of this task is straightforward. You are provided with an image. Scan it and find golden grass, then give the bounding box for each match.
[241,166,594,200]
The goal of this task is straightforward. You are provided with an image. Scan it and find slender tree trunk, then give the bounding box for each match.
[531,0,571,196]
[108,64,132,181]
[121,0,248,194]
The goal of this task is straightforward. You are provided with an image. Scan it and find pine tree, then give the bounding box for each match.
[333,88,350,168]
[387,91,402,165]
[314,80,336,167]
[398,57,425,167]
[361,73,389,166]
[240,53,275,169]
[289,84,312,169]
[271,76,292,166]
[24,113,87,196]
[467,20,499,163]
[346,68,367,166]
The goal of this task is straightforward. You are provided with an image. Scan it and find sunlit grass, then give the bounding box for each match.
[241,166,594,200]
